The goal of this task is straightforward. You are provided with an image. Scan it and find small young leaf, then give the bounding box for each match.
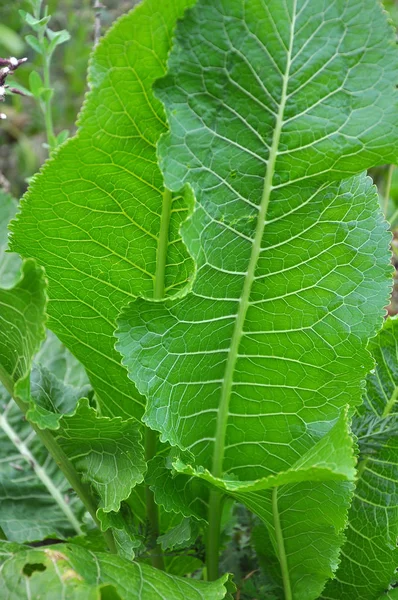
[22,13,51,33]
[24,34,43,55]
[35,330,89,388]
[47,29,71,55]
[28,70,44,98]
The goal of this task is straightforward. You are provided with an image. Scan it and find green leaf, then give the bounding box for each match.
[47,28,71,55]
[10,0,196,420]
[29,71,44,98]
[116,0,397,597]
[39,87,53,103]
[147,456,208,522]
[25,364,90,429]
[20,12,50,33]
[56,399,146,514]
[172,409,356,493]
[24,34,43,55]
[382,592,398,600]
[0,259,46,394]
[158,517,196,551]
[322,317,398,599]
[0,541,232,599]
[0,188,85,543]
[35,330,89,388]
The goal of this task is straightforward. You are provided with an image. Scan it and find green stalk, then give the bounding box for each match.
[0,367,116,553]
[206,490,223,581]
[382,384,398,418]
[272,488,292,600]
[42,54,57,153]
[383,164,394,218]
[144,428,164,570]
[143,187,174,571]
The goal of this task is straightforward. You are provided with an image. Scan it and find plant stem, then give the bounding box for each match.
[144,428,165,570]
[0,367,116,553]
[42,54,57,152]
[206,489,223,581]
[0,409,83,535]
[356,456,369,479]
[383,164,394,218]
[272,487,292,600]
[93,0,102,47]
[154,188,173,300]
[143,186,174,571]
[382,384,398,418]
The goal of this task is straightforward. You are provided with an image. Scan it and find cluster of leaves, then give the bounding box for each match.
[1,0,398,598]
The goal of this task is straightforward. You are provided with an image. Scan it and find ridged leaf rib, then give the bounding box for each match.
[211,0,296,482]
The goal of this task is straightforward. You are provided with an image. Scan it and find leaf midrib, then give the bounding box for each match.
[154,188,173,300]
[210,0,297,481]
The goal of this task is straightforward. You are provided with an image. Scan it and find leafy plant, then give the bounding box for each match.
[20,0,71,152]
[1,0,398,599]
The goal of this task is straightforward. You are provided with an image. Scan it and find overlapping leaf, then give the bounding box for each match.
[56,399,145,515]
[0,202,143,540]
[116,0,398,597]
[0,541,233,600]
[322,317,398,599]
[10,0,195,420]
[0,237,84,541]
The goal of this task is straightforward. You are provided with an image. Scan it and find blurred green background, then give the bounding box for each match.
[0,0,138,196]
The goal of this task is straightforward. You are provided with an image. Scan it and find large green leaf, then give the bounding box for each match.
[322,317,398,599]
[0,541,233,600]
[116,0,397,597]
[10,0,195,420]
